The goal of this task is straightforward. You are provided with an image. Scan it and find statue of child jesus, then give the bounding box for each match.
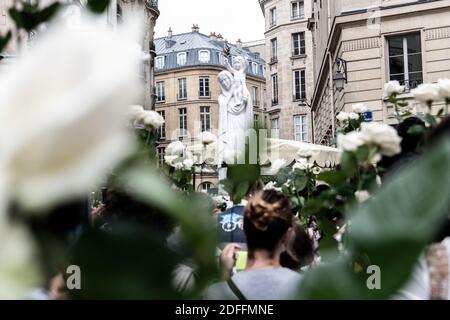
[225,56,248,113]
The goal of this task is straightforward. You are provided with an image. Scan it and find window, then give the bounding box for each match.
[157,147,165,168]
[293,70,306,101]
[199,182,213,194]
[270,38,278,60]
[271,74,279,106]
[155,56,165,69]
[199,76,210,97]
[156,81,165,102]
[199,50,210,63]
[294,115,308,142]
[271,118,280,139]
[179,108,187,138]
[291,1,305,19]
[200,106,211,132]
[157,111,166,140]
[254,114,259,126]
[263,89,267,108]
[292,32,306,56]
[218,52,227,65]
[252,62,258,74]
[252,87,259,106]
[178,78,187,99]
[270,7,277,27]
[177,52,187,65]
[387,33,423,91]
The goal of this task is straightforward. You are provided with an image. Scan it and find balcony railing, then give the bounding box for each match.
[177,93,187,100]
[199,91,211,98]
[293,93,306,102]
[398,78,423,92]
[272,98,279,106]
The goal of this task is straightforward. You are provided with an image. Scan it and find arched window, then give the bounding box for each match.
[198,182,214,193]
[199,50,210,63]
[177,52,187,65]
[155,56,165,69]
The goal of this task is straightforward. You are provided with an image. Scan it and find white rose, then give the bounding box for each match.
[199,131,217,145]
[0,220,41,299]
[337,132,365,152]
[297,146,317,159]
[384,81,405,96]
[268,159,287,175]
[166,141,185,156]
[263,181,282,192]
[128,105,145,120]
[293,158,313,171]
[142,111,164,131]
[164,155,179,166]
[223,150,242,165]
[348,112,359,120]
[0,15,141,211]
[352,103,369,114]
[360,122,402,156]
[438,78,450,100]
[336,112,349,123]
[173,162,184,170]
[355,190,370,203]
[182,158,194,171]
[411,83,442,104]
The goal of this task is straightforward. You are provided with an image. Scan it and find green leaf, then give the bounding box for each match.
[341,152,358,177]
[234,181,250,204]
[407,124,426,136]
[120,166,219,296]
[0,30,12,53]
[317,170,347,185]
[356,145,369,163]
[424,114,438,128]
[87,0,111,14]
[298,137,450,299]
[294,176,308,192]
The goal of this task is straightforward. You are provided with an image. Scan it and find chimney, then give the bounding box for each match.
[209,32,217,41]
[217,33,224,41]
[236,38,242,50]
[192,24,199,32]
[167,27,173,38]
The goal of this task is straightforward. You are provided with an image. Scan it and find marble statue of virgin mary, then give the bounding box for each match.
[217,58,254,167]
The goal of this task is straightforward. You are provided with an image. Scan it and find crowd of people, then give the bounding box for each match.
[25,115,450,300]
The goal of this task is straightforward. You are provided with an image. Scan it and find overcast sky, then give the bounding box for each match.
[155,0,265,42]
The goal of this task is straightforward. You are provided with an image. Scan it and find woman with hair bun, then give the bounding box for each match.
[204,189,303,300]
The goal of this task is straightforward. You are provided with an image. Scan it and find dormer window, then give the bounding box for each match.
[199,50,210,63]
[177,52,187,66]
[155,56,165,69]
[252,62,258,74]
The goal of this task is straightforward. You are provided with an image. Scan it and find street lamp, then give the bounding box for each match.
[299,98,315,144]
[333,58,348,92]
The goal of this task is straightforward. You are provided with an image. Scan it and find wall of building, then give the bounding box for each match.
[311,0,450,145]
[261,0,315,142]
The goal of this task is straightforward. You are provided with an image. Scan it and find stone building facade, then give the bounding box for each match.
[154,27,267,192]
[309,0,450,145]
[259,0,315,142]
[1,0,159,110]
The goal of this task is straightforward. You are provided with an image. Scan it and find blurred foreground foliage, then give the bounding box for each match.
[298,137,450,299]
